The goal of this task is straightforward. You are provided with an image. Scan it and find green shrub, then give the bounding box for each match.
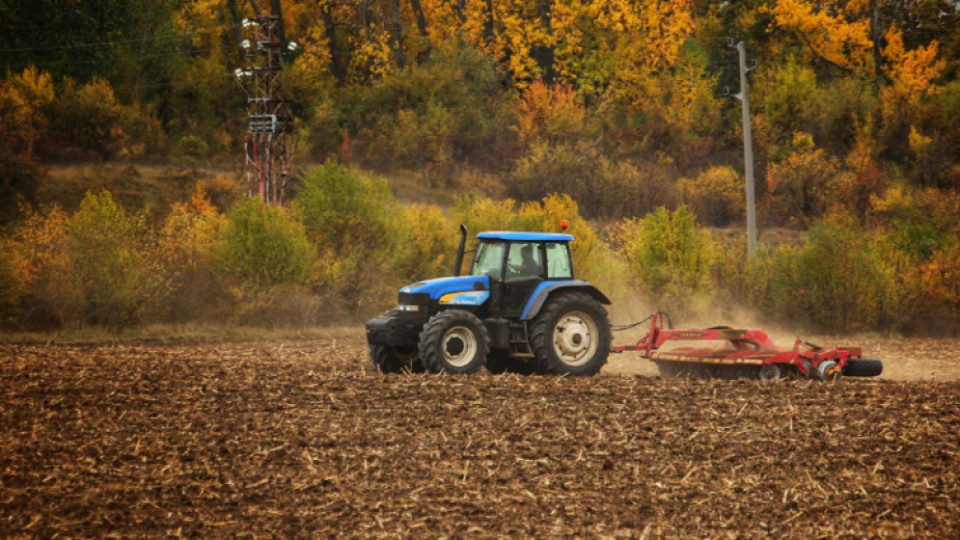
[614,206,715,311]
[771,220,900,333]
[177,135,209,159]
[218,197,315,288]
[294,161,401,314]
[757,58,819,153]
[67,191,166,326]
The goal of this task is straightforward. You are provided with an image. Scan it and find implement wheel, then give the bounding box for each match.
[419,310,489,374]
[759,363,783,381]
[844,358,883,377]
[529,291,611,376]
[817,360,839,381]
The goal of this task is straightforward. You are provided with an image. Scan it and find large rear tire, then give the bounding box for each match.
[419,310,489,374]
[844,358,883,377]
[529,291,611,376]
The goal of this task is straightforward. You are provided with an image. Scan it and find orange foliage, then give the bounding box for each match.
[765,0,873,72]
[513,81,589,143]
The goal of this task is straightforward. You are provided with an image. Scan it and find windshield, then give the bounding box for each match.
[471,241,505,278]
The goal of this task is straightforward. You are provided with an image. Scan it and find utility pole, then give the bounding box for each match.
[232,8,295,206]
[728,39,758,257]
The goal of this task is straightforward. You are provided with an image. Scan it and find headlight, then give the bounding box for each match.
[398,304,420,312]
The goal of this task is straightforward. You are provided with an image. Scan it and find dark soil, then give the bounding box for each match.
[1,338,958,538]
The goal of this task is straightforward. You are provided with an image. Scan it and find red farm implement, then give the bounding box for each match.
[612,313,883,381]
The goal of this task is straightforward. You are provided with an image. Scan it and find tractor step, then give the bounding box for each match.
[508,322,534,357]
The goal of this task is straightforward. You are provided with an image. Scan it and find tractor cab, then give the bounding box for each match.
[470,232,574,318]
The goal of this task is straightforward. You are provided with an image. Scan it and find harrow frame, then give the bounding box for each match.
[611,313,881,380]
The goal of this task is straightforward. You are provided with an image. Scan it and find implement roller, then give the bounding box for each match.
[612,312,883,380]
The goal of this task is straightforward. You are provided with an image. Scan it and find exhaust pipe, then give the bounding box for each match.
[453,224,468,276]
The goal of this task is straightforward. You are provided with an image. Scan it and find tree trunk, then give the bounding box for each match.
[409,0,431,63]
[530,0,555,83]
[321,4,345,84]
[391,0,406,69]
[870,0,885,87]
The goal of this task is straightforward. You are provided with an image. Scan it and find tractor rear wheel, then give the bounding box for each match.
[370,345,422,374]
[529,291,611,376]
[419,310,489,374]
[843,358,883,377]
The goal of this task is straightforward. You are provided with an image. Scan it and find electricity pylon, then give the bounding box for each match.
[230,7,295,206]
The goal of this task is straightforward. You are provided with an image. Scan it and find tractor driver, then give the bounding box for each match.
[518,244,540,277]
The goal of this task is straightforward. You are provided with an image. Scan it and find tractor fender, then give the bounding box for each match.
[519,281,611,321]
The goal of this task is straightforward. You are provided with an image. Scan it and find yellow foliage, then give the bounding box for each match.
[765,0,873,72]
[677,167,745,226]
[160,185,227,275]
[882,26,944,100]
[908,126,933,158]
[0,66,55,158]
[393,204,457,281]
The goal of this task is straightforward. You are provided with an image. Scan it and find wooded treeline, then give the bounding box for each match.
[1,1,959,334]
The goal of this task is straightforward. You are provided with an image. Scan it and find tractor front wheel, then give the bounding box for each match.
[370,345,422,374]
[419,310,490,374]
[530,291,611,376]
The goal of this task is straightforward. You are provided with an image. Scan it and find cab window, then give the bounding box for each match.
[545,242,572,279]
[471,241,505,278]
[506,243,542,279]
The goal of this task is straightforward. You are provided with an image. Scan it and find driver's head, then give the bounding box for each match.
[521,245,533,260]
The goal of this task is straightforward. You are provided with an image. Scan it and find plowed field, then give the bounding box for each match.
[2,334,959,538]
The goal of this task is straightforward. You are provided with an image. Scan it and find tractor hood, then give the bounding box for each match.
[400,275,490,305]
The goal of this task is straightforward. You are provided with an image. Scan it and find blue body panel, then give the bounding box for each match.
[477,231,574,242]
[400,275,490,300]
[519,280,609,320]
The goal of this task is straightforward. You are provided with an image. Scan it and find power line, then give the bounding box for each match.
[115,73,235,92]
[0,25,231,54]
[2,47,217,71]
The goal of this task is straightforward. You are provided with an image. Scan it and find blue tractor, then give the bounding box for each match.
[365,226,612,375]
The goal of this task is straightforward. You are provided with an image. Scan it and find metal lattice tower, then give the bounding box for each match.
[237,15,292,206]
